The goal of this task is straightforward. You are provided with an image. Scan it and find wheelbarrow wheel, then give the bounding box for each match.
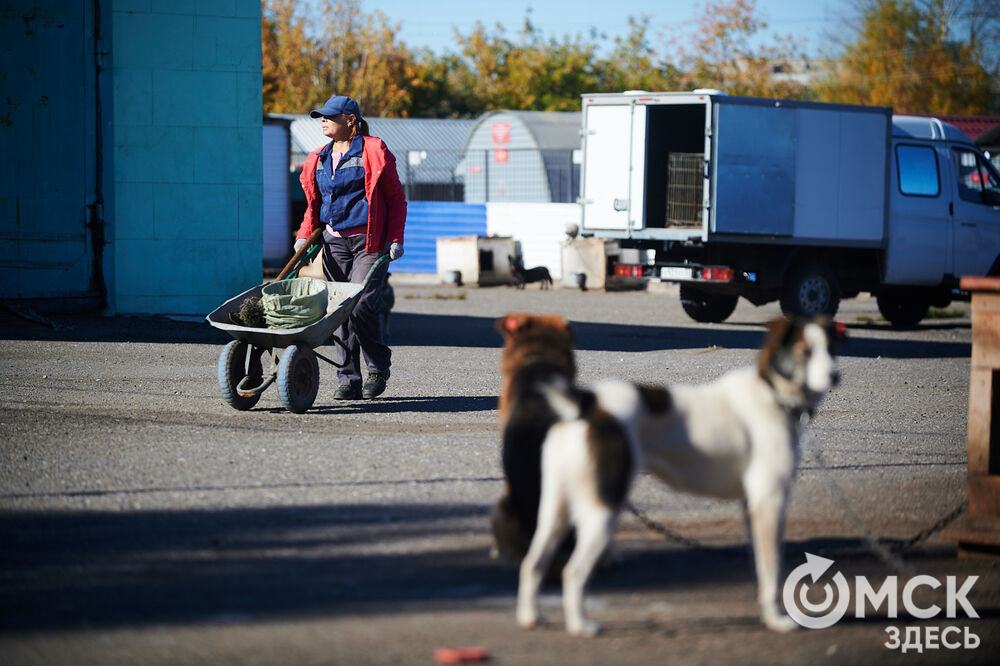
[218,340,263,411]
[277,344,319,413]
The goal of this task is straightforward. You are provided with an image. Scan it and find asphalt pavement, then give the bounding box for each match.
[0,282,996,665]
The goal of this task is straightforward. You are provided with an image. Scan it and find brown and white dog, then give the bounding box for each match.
[516,317,843,636]
[492,313,577,570]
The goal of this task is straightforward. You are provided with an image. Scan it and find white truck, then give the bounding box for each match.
[579,91,1000,324]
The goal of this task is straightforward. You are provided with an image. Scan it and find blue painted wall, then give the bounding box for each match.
[111,0,262,315]
[0,3,104,306]
[391,202,487,274]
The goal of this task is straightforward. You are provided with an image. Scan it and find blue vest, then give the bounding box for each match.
[316,135,369,231]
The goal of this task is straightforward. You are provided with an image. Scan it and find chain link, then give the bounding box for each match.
[624,421,967,578]
[624,500,710,551]
[802,421,966,576]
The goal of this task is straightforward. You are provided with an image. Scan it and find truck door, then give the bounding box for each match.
[581,103,647,232]
[950,146,1000,277]
[884,142,951,285]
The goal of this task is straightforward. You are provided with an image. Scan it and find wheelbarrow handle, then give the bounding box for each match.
[275,227,324,281]
[359,253,391,288]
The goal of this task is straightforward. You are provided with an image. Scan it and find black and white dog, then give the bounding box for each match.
[516,317,843,636]
[508,255,553,290]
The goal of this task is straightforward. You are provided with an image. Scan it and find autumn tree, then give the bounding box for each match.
[447,14,603,113]
[815,0,996,113]
[262,0,323,113]
[673,0,811,99]
[916,0,1000,75]
[595,16,681,93]
[262,0,427,116]
[312,0,427,116]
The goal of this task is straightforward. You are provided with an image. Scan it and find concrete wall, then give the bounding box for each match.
[111,0,262,315]
[487,202,580,280]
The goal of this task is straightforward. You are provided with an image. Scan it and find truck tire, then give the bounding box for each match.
[679,284,739,323]
[781,263,840,318]
[876,289,929,327]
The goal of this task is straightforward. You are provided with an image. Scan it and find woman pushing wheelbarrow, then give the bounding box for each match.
[293,94,407,401]
[207,95,406,414]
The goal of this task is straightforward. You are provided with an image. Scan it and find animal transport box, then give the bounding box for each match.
[580,91,891,245]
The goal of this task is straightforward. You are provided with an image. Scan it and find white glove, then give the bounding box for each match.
[388,242,404,261]
[294,238,306,253]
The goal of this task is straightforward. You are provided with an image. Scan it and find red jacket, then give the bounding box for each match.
[296,135,407,254]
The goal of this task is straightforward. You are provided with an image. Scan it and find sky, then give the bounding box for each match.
[359,0,855,58]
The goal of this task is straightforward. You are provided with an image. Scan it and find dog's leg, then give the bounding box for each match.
[562,506,615,637]
[745,482,797,633]
[517,487,569,630]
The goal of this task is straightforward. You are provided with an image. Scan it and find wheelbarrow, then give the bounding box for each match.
[206,229,389,413]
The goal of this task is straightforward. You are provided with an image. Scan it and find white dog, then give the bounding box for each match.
[516,317,842,636]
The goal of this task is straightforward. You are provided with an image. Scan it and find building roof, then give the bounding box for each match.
[461,110,582,152]
[269,114,477,185]
[273,114,476,166]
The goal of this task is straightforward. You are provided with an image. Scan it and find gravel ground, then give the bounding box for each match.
[0,282,996,665]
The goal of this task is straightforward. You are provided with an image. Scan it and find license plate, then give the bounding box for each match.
[660,266,693,280]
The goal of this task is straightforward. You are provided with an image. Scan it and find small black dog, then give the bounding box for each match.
[508,255,552,290]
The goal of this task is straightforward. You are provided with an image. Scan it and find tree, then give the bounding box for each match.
[262,0,323,113]
[447,14,603,113]
[595,16,681,93]
[314,1,424,117]
[262,0,426,116]
[816,0,996,113]
[673,0,811,99]
[916,0,1000,75]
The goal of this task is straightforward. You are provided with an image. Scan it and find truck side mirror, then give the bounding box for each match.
[982,189,1000,206]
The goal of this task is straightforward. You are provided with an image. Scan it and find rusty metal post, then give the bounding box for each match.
[945,276,1000,555]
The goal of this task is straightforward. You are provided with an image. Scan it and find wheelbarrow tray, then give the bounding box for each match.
[206,280,364,350]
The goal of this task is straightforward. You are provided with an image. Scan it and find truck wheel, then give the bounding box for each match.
[876,289,929,327]
[679,284,739,323]
[781,263,840,318]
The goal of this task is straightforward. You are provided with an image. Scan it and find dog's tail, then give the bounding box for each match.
[536,378,591,422]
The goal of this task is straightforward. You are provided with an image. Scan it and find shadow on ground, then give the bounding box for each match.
[0,310,970,360]
[0,502,976,634]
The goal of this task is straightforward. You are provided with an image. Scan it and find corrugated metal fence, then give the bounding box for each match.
[390,201,487,274]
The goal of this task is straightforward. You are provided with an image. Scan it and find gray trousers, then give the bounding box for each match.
[321,232,390,385]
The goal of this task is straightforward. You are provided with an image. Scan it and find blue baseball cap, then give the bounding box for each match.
[310,95,362,119]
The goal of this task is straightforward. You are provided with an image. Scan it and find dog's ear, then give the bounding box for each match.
[771,316,802,346]
[759,316,801,379]
[496,313,527,337]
